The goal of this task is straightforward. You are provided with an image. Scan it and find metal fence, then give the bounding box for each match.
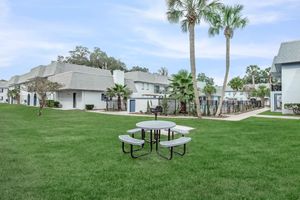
[158,98,262,116]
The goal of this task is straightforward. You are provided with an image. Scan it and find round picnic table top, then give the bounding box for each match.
[136,120,176,130]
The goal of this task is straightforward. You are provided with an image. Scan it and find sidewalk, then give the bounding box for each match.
[254,115,300,120]
[89,107,269,121]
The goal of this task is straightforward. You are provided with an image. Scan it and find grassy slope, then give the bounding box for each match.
[0,104,299,200]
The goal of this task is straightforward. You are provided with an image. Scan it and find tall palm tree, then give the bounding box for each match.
[106,84,131,111]
[169,70,194,114]
[166,0,220,118]
[209,4,248,116]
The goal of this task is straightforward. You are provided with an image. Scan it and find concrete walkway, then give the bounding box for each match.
[254,115,300,120]
[89,107,269,121]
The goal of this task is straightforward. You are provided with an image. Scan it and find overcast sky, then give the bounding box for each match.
[0,0,300,84]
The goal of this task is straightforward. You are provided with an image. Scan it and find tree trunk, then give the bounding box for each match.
[117,95,121,111]
[252,75,255,88]
[216,36,231,116]
[180,101,187,114]
[189,23,201,118]
[38,97,45,116]
[261,97,265,107]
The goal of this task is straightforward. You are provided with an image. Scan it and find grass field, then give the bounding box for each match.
[259,110,300,117]
[0,104,299,200]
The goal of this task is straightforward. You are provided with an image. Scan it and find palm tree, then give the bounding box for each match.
[7,86,20,104]
[169,70,194,114]
[228,76,244,98]
[203,84,216,115]
[253,85,270,107]
[209,4,248,116]
[106,84,131,111]
[166,0,220,118]
[203,84,216,101]
[123,87,132,110]
[158,67,169,76]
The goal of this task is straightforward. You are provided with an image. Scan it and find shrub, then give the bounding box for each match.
[53,101,60,108]
[85,104,94,110]
[46,100,55,107]
[284,103,300,115]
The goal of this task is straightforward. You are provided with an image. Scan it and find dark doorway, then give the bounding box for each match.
[33,94,37,106]
[27,94,30,106]
[73,93,77,108]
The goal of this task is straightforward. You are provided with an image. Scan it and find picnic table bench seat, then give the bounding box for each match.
[119,135,150,158]
[160,137,191,148]
[158,137,192,160]
[119,135,144,146]
[126,128,142,135]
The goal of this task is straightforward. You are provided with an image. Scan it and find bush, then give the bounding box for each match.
[284,103,300,115]
[53,101,60,108]
[85,104,94,110]
[46,100,55,107]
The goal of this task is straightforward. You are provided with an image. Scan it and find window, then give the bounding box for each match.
[101,93,107,101]
[146,83,149,90]
[0,88,3,93]
[154,85,160,93]
[0,96,3,100]
[142,83,144,90]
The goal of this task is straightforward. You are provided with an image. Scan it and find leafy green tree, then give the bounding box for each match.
[106,84,131,111]
[252,85,270,107]
[169,70,194,114]
[158,67,168,76]
[26,77,62,116]
[244,65,260,86]
[57,46,127,71]
[66,46,90,66]
[89,47,108,68]
[228,77,244,97]
[166,0,221,118]
[197,73,214,85]
[129,66,149,72]
[209,4,248,116]
[259,67,272,84]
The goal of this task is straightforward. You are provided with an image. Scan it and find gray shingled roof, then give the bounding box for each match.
[125,79,137,93]
[274,40,300,64]
[125,71,169,85]
[48,71,114,91]
[7,76,20,86]
[8,62,113,86]
[0,80,8,88]
[43,62,111,77]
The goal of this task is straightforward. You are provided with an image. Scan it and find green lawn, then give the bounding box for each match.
[259,110,300,117]
[0,104,299,200]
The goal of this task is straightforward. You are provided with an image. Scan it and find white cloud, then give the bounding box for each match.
[0,1,93,70]
[129,27,278,59]
[223,0,300,25]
